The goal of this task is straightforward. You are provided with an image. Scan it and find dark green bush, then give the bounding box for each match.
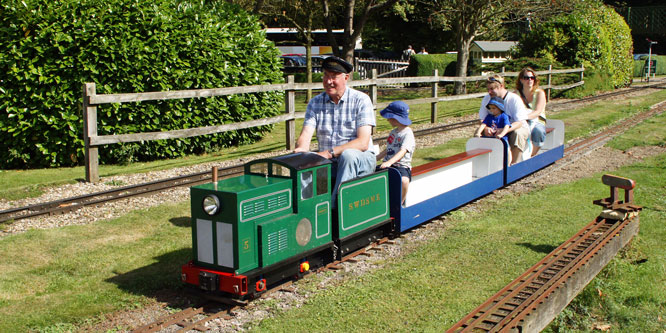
[406,54,458,77]
[0,0,283,168]
[515,1,632,92]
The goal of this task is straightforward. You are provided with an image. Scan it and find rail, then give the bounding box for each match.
[82,65,584,182]
[447,175,641,332]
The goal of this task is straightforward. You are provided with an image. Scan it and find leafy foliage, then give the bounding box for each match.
[405,54,458,77]
[0,0,283,168]
[515,1,632,90]
[632,55,666,77]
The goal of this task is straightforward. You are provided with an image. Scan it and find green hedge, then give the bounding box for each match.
[0,0,283,168]
[515,1,632,90]
[405,54,458,77]
[632,55,666,77]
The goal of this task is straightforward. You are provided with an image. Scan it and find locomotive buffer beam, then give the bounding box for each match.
[448,175,641,333]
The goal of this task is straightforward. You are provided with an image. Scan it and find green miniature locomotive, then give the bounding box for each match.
[182,152,392,298]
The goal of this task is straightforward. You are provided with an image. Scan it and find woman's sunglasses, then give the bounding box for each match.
[522,75,536,80]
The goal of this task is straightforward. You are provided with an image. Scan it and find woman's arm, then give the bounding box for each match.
[527,89,546,120]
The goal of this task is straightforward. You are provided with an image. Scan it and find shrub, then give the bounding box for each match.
[0,0,283,168]
[405,54,458,77]
[514,1,632,92]
[632,55,665,77]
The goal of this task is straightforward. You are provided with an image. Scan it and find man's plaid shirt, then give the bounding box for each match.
[303,87,376,152]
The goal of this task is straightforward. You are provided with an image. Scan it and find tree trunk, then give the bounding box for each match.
[455,37,473,95]
[305,37,313,101]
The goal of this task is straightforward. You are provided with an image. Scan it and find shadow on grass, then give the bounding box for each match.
[170,216,191,228]
[516,242,557,254]
[106,248,196,308]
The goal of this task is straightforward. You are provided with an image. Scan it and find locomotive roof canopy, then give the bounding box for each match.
[260,152,332,171]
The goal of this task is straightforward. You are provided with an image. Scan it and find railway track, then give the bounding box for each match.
[1,80,664,224]
[447,175,641,332]
[131,238,393,332]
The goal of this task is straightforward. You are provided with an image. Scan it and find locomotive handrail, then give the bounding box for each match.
[82,64,584,182]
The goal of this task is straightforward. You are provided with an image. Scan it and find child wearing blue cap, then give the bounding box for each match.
[474,96,512,161]
[376,101,416,204]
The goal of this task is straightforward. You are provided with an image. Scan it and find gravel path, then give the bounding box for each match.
[3,86,664,331]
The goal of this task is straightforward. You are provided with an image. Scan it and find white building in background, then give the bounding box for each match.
[470,41,518,64]
[264,28,362,55]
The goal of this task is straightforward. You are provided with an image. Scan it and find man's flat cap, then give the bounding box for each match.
[322,56,353,74]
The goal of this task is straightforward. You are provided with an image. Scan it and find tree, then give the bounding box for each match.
[320,0,401,62]
[425,0,572,94]
[251,0,323,99]
[516,1,633,88]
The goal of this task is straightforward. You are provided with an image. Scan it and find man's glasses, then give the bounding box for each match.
[522,76,536,80]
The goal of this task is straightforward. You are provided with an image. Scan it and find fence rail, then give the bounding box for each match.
[82,65,584,182]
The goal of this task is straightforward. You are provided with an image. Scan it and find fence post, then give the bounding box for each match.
[547,65,553,101]
[431,69,438,123]
[83,83,99,183]
[285,75,296,151]
[370,69,378,105]
[580,63,585,83]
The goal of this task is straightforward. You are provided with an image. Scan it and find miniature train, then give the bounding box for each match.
[181,119,565,299]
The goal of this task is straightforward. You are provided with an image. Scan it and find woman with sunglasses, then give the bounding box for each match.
[516,67,547,156]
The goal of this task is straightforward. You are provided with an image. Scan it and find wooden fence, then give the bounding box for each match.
[82,65,584,182]
[355,58,409,79]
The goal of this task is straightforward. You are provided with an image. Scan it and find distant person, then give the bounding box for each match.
[295,56,376,201]
[474,96,512,163]
[376,101,415,205]
[418,47,428,55]
[402,45,416,60]
[516,67,547,156]
[478,74,529,165]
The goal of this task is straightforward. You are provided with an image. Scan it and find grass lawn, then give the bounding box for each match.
[252,157,666,332]
[0,90,664,331]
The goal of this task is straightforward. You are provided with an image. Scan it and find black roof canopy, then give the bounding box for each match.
[249,152,331,172]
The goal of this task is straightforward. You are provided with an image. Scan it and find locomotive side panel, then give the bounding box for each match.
[337,170,391,239]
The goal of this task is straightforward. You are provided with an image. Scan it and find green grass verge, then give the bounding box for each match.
[550,89,666,144]
[0,202,192,331]
[0,109,664,330]
[606,106,666,150]
[252,155,666,332]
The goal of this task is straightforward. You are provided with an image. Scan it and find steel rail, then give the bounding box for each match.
[2,82,663,224]
[448,218,610,332]
[0,119,476,224]
[448,216,628,332]
[490,219,616,332]
[130,238,392,332]
[0,164,243,223]
[501,218,631,331]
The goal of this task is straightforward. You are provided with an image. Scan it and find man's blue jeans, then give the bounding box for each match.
[330,148,376,203]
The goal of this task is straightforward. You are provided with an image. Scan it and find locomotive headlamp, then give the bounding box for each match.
[203,194,220,215]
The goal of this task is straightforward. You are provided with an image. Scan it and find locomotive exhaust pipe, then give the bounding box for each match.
[212,166,218,189]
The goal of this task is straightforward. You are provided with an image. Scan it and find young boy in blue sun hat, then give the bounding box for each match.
[376,101,416,204]
[474,96,512,162]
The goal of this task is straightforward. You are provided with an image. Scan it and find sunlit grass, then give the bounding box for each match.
[254,154,666,332]
[1,100,664,331]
